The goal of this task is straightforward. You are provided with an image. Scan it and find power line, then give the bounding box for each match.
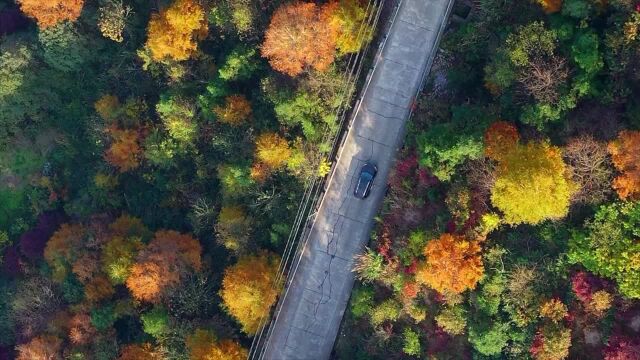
[248,1,389,359]
[247,1,385,358]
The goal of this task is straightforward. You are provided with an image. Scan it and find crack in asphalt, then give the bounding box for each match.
[364,107,405,122]
[307,141,375,331]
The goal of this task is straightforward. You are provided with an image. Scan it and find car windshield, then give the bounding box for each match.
[360,172,373,181]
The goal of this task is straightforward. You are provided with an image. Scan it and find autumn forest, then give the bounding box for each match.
[1,0,374,358]
[1,0,640,359]
[336,0,640,358]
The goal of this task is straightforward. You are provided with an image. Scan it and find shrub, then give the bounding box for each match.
[435,305,467,335]
[402,328,421,356]
[370,299,402,327]
[568,201,640,298]
[353,248,385,283]
[350,286,374,318]
[141,307,169,338]
[468,319,511,356]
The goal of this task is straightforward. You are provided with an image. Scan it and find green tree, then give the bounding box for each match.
[218,45,260,81]
[91,303,117,331]
[568,201,640,298]
[475,274,505,316]
[332,0,375,55]
[143,130,180,167]
[370,299,402,327]
[353,248,385,283]
[562,0,592,19]
[402,328,421,356]
[156,96,198,145]
[571,31,603,74]
[416,105,490,181]
[505,22,557,67]
[274,91,337,141]
[38,22,92,72]
[435,305,467,335]
[0,41,57,136]
[217,163,254,200]
[102,236,143,285]
[468,318,511,356]
[350,286,374,318]
[141,306,169,338]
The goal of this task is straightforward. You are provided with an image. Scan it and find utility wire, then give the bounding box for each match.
[248,0,388,358]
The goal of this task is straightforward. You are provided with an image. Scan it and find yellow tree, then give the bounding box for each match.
[220,252,281,335]
[608,130,640,200]
[255,132,291,169]
[491,141,575,224]
[331,0,375,55]
[215,206,252,252]
[145,0,208,62]
[261,1,340,76]
[186,329,248,360]
[415,233,484,295]
[539,298,568,323]
[214,95,252,126]
[98,0,130,42]
[17,0,84,29]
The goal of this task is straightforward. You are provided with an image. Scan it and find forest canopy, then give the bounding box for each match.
[0,0,376,358]
[337,0,640,358]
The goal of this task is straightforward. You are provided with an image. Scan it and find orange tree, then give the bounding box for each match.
[44,223,86,282]
[186,328,248,360]
[213,95,252,126]
[118,343,162,360]
[104,126,142,173]
[16,335,62,360]
[261,1,340,76]
[608,130,640,200]
[220,252,281,334]
[415,233,484,295]
[126,230,202,302]
[484,121,519,161]
[17,0,84,29]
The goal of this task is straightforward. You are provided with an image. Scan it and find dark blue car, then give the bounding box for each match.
[354,163,377,199]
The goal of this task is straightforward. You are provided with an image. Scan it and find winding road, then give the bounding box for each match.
[260,0,454,358]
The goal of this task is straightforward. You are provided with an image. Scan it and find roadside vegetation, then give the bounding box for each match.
[336,0,640,358]
[0,0,376,358]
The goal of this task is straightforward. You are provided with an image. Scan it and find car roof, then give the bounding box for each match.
[361,163,377,173]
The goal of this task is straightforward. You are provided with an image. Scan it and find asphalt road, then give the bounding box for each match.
[261,0,454,358]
